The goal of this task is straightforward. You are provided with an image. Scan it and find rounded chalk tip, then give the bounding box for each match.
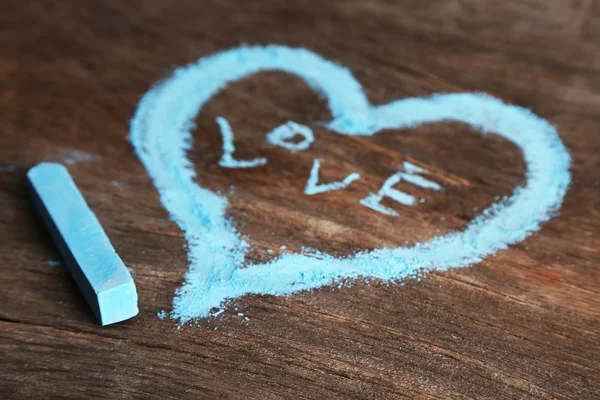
[27,162,69,178]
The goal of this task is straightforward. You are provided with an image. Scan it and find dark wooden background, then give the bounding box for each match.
[1,1,599,398]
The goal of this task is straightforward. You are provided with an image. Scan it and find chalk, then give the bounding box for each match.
[27,163,138,326]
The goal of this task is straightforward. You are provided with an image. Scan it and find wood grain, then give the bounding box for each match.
[1,0,599,398]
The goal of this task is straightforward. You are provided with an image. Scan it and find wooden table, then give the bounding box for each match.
[2,1,599,398]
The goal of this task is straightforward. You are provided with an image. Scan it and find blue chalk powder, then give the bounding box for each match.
[63,150,101,165]
[129,45,571,323]
[0,165,16,172]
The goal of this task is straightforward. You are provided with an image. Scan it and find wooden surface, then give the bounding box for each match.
[1,1,600,398]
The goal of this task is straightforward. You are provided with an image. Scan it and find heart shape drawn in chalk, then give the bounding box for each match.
[130,45,571,323]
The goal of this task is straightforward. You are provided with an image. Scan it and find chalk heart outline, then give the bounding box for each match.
[130,45,571,323]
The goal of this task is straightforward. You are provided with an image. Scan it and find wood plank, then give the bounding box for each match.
[1,0,599,398]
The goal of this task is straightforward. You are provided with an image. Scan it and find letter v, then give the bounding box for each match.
[304,159,360,195]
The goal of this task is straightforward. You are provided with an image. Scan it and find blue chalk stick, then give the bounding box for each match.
[27,163,138,326]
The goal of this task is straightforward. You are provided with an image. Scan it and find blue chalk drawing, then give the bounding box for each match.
[216,117,267,168]
[360,163,442,215]
[305,159,361,195]
[129,45,571,323]
[402,161,424,174]
[266,121,314,152]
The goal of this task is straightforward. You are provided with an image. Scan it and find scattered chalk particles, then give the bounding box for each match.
[129,45,571,323]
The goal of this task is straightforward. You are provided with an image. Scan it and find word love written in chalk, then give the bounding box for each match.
[130,45,570,323]
[217,117,442,216]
